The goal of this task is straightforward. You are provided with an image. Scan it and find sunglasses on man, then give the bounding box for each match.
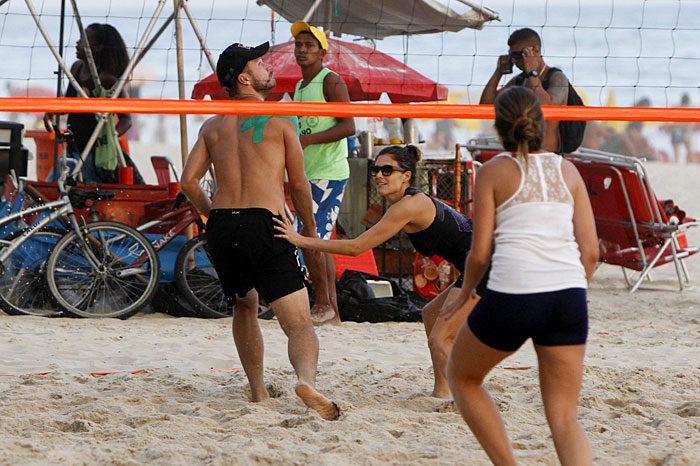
[370,164,409,177]
[508,46,534,60]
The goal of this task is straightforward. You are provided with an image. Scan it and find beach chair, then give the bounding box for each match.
[150,156,172,185]
[566,149,699,292]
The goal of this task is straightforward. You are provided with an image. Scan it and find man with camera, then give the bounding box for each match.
[480,28,570,153]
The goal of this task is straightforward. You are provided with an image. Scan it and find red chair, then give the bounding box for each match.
[150,156,172,186]
[329,224,379,280]
[333,250,379,281]
[567,149,699,292]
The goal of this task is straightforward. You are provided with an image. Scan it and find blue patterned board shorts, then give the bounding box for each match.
[294,179,348,240]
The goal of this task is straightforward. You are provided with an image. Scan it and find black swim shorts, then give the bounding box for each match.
[467,287,588,352]
[206,208,307,305]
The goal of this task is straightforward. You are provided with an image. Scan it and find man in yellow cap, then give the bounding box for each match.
[291,20,356,326]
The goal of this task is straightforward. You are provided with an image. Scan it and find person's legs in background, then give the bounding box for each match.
[296,179,347,325]
[422,285,480,398]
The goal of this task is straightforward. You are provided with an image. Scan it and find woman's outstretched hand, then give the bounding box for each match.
[273,216,304,246]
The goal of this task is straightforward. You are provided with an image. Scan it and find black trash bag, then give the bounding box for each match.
[149,282,199,317]
[336,270,427,323]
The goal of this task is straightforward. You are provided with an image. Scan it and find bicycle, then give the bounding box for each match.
[0,131,160,319]
[0,174,69,317]
[136,192,229,318]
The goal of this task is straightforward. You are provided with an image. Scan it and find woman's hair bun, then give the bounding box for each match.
[511,116,538,143]
[406,144,422,163]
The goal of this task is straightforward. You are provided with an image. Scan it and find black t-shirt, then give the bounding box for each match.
[403,187,473,274]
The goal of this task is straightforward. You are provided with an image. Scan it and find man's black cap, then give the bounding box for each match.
[216,42,270,88]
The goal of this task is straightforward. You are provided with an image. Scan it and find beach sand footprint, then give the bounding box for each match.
[675,401,700,417]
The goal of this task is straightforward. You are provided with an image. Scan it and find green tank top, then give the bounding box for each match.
[293,67,349,180]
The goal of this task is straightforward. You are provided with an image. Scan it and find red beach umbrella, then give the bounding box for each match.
[192,37,448,103]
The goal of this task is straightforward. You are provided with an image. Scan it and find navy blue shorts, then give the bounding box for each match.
[467,288,588,352]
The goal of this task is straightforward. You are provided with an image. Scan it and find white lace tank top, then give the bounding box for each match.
[486,152,587,294]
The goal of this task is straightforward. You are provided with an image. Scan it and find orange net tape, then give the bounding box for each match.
[1,97,699,122]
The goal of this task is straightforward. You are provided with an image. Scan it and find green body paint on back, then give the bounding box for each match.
[239,115,299,143]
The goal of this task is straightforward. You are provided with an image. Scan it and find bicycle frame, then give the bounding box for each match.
[137,202,205,252]
[0,193,75,263]
[0,178,146,275]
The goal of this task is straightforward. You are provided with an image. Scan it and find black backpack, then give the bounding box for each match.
[516,67,586,154]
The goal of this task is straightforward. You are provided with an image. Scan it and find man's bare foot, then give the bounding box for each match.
[310,303,332,316]
[310,305,336,325]
[249,388,270,402]
[431,382,453,399]
[317,316,341,326]
[430,389,452,399]
[295,382,340,421]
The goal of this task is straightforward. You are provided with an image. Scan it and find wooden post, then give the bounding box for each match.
[174,0,191,239]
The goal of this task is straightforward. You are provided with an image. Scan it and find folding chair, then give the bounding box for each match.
[150,156,174,186]
[567,149,699,293]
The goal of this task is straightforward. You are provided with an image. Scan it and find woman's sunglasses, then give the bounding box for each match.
[370,165,409,177]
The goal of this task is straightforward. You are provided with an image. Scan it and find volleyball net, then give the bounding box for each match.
[1,0,699,167]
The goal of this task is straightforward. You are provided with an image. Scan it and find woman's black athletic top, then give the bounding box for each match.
[404,187,473,275]
[65,72,97,153]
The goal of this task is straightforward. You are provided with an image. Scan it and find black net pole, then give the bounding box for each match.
[51,0,66,182]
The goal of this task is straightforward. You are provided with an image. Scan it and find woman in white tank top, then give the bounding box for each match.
[441,87,598,465]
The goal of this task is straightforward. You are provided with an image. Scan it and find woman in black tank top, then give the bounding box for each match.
[43,23,133,183]
[274,145,483,399]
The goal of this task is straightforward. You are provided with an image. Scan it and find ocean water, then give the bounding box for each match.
[0,0,698,149]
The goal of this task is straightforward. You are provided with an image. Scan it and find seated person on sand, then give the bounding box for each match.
[180,41,338,420]
[275,144,488,399]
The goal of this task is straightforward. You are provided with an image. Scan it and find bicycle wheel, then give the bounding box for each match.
[174,234,230,318]
[46,221,160,319]
[0,228,65,317]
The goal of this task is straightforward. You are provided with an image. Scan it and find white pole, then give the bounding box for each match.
[302,0,324,22]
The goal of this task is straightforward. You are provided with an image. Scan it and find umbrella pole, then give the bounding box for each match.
[302,0,324,22]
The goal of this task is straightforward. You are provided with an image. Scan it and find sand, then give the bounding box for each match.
[1,161,700,465]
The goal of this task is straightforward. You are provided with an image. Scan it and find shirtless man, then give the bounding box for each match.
[480,28,570,153]
[180,41,339,421]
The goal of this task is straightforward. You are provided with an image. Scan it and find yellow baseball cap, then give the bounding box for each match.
[291,20,328,50]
